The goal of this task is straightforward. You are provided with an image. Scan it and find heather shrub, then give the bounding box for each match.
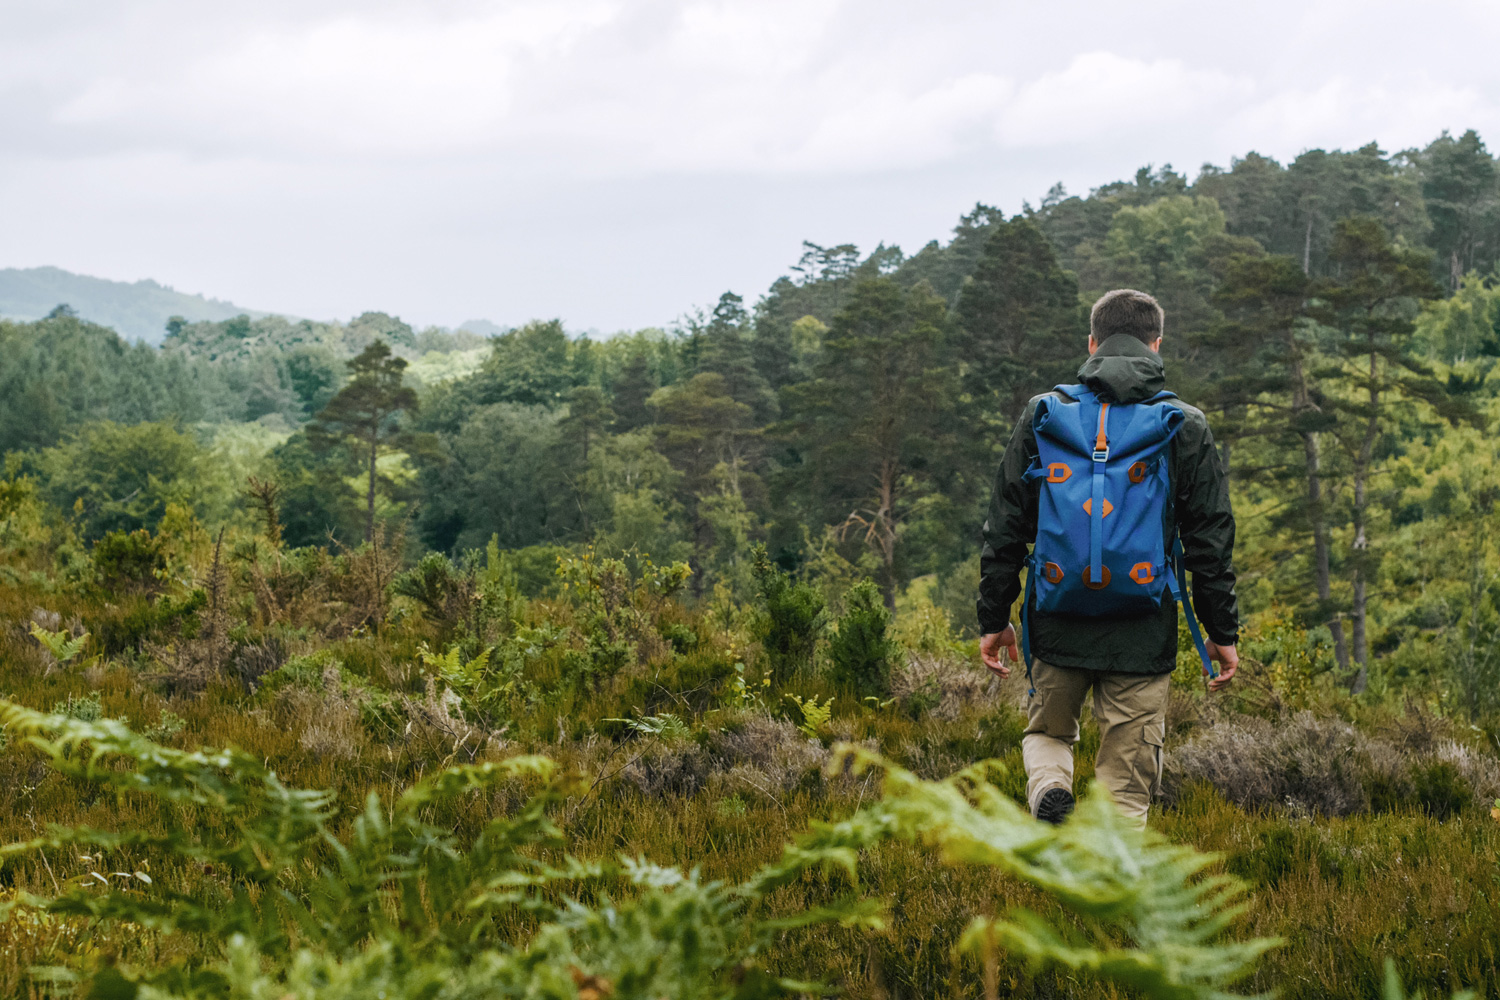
[228,634,290,689]
[620,714,827,798]
[1164,710,1500,817]
[889,650,994,720]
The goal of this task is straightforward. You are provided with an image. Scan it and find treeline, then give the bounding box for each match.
[3,129,1499,711]
[0,306,487,446]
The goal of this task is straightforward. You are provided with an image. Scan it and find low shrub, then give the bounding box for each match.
[827,579,896,698]
[92,528,165,594]
[750,544,826,682]
[1164,710,1500,817]
[889,650,993,720]
[620,715,828,798]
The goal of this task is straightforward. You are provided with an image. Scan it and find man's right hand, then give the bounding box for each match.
[980,626,1018,678]
[1206,640,1238,692]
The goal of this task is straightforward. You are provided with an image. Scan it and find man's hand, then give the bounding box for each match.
[980,626,1017,679]
[1205,640,1238,691]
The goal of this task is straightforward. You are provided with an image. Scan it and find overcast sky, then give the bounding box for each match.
[3,1,1500,333]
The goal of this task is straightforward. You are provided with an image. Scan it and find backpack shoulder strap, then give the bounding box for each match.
[1053,382,1093,401]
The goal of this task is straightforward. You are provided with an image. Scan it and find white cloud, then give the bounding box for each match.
[1229,76,1494,155]
[55,3,621,155]
[997,52,1254,148]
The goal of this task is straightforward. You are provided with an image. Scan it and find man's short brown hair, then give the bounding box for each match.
[1090,289,1164,345]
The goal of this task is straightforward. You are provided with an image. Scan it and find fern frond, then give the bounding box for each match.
[28,623,88,665]
[826,744,1281,1000]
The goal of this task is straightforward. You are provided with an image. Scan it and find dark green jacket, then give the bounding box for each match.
[977,334,1240,673]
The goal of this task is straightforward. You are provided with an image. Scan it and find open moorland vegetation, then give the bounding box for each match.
[2,134,1500,998]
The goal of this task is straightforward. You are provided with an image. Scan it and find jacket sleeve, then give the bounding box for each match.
[1173,412,1240,646]
[977,399,1041,635]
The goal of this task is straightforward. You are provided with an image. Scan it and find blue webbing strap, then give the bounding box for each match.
[1089,401,1108,585]
[1021,556,1035,696]
[1169,534,1216,678]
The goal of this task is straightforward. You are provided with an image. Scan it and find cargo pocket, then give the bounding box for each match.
[1144,719,1165,801]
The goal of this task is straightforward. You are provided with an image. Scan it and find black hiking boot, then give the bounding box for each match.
[1036,787,1075,825]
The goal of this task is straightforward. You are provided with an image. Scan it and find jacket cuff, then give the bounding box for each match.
[977,614,1011,636]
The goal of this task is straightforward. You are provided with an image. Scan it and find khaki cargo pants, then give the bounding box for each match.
[1023,659,1169,825]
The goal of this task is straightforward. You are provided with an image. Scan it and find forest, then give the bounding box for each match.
[0,129,1498,999]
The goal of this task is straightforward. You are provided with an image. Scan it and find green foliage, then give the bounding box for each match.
[143,710,187,744]
[1415,272,1500,363]
[474,320,575,407]
[92,528,167,593]
[810,747,1282,1000]
[266,431,366,548]
[782,277,961,604]
[414,402,582,552]
[827,579,897,697]
[418,639,536,728]
[750,545,825,682]
[0,698,569,966]
[49,690,104,723]
[1238,607,1335,711]
[0,314,218,453]
[93,587,205,655]
[556,547,692,685]
[391,550,501,643]
[37,422,229,542]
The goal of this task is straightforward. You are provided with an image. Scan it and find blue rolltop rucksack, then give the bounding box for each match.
[1019,382,1214,692]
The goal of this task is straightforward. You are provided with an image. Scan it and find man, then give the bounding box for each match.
[977,289,1239,826]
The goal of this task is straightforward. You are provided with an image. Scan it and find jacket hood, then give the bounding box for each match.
[1076,334,1166,403]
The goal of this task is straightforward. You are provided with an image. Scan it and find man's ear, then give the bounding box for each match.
[1087,334,1099,354]
[1150,337,1163,354]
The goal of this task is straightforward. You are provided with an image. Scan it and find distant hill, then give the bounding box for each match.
[458,318,509,337]
[0,266,274,345]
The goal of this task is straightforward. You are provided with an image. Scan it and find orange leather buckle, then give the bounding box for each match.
[1128,462,1148,483]
[1130,562,1155,584]
[1082,565,1111,590]
[1042,562,1064,583]
[1081,497,1114,517]
[1046,463,1072,483]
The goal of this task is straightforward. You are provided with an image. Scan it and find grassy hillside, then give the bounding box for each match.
[0,520,1494,999]
[0,266,272,345]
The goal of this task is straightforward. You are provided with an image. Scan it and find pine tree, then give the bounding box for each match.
[612,348,659,431]
[308,340,423,543]
[560,385,615,464]
[1310,218,1449,689]
[955,215,1082,423]
[784,278,957,608]
[1213,250,1351,669]
[698,292,776,423]
[1420,129,1500,289]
